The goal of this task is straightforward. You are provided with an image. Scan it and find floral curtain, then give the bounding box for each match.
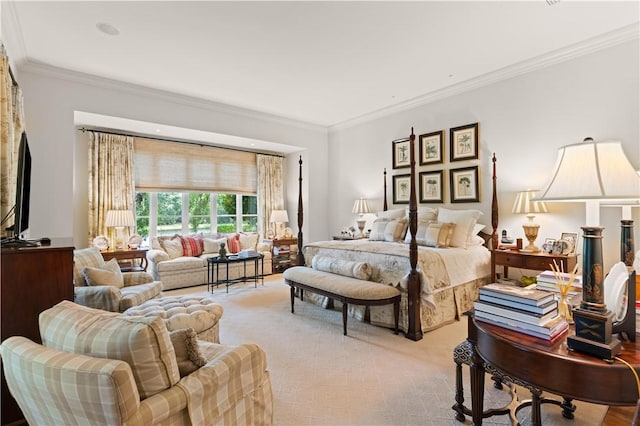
[0,44,25,237]
[257,154,284,238]
[88,132,135,246]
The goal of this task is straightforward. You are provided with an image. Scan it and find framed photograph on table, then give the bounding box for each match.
[560,232,578,255]
[392,138,411,169]
[419,170,444,203]
[450,122,479,162]
[392,174,411,204]
[449,166,479,203]
[419,130,444,165]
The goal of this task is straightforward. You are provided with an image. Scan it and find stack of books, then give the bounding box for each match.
[474,283,569,342]
[535,270,583,294]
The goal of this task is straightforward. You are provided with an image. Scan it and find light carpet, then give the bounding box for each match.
[167,275,608,426]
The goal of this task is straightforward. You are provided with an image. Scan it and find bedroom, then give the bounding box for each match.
[1,1,639,424]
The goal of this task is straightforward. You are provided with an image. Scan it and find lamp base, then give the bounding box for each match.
[356,219,366,238]
[522,223,540,252]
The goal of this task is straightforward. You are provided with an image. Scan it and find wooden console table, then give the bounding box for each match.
[494,249,577,279]
[467,314,639,425]
[101,247,148,271]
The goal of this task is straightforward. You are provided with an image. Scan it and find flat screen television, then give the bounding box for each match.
[1,131,36,247]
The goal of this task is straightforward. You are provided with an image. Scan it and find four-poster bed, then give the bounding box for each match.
[294,129,498,341]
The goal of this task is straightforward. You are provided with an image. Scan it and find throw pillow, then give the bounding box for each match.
[311,255,373,280]
[179,235,204,257]
[82,258,124,288]
[161,237,184,259]
[368,219,390,241]
[375,208,406,221]
[437,207,483,249]
[202,237,228,254]
[227,234,241,254]
[169,328,207,377]
[239,232,259,251]
[383,218,408,242]
[421,222,456,248]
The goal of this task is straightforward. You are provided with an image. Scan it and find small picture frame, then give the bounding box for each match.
[449,166,479,203]
[450,122,479,162]
[419,130,444,165]
[542,238,556,254]
[392,138,411,169]
[560,232,578,255]
[419,170,444,203]
[392,174,412,204]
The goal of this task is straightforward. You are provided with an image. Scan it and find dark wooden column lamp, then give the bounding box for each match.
[536,137,640,360]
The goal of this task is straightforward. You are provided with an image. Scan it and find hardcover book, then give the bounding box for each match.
[479,283,554,306]
[475,314,569,342]
[474,300,558,325]
[478,293,558,315]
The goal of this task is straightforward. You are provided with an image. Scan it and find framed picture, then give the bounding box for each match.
[560,232,579,255]
[392,138,411,169]
[542,238,556,254]
[449,166,479,203]
[419,130,444,165]
[419,170,444,203]
[450,122,479,162]
[392,174,412,204]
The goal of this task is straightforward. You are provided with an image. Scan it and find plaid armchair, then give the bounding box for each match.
[73,247,162,312]
[0,301,273,426]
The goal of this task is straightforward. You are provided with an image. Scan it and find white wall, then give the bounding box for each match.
[328,40,640,274]
[13,67,329,247]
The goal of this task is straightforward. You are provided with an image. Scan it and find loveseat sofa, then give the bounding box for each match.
[147,232,273,290]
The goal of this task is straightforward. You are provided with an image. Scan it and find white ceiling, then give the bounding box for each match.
[3,1,640,136]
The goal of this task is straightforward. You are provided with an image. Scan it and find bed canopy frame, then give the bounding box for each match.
[295,128,498,341]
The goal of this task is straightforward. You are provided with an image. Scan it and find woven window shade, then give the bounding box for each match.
[134,138,257,193]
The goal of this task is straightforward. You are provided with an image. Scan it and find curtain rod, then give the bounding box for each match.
[77,127,285,158]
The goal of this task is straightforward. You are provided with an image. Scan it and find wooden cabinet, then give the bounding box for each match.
[494,249,578,279]
[1,239,74,425]
[266,237,297,273]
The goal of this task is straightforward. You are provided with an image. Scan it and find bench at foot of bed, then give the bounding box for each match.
[283,266,401,336]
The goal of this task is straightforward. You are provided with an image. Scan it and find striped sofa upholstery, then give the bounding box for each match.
[73,247,163,312]
[0,301,274,425]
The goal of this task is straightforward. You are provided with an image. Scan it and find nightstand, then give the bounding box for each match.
[265,238,297,273]
[494,249,577,279]
[101,248,148,272]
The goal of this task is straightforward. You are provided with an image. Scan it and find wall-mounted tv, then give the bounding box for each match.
[1,131,36,247]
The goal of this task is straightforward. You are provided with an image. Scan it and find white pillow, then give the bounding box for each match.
[82,258,124,288]
[161,237,184,259]
[376,208,405,221]
[405,206,438,223]
[473,224,486,235]
[437,207,483,248]
[202,237,227,254]
[469,234,486,246]
[422,222,456,248]
[384,218,408,242]
[369,219,390,241]
[239,233,259,250]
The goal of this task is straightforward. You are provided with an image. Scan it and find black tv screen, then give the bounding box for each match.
[13,131,31,238]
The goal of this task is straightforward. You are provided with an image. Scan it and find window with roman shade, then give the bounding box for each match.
[133,137,257,193]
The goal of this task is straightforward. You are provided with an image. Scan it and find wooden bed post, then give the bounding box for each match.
[406,128,423,341]
[296,155,305,266]
[490,153,498,282]
[383,168,388,211]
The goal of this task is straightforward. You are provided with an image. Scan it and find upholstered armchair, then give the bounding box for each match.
[0,301,273,426]
[73,247,163,312]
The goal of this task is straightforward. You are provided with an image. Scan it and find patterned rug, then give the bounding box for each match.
[168,276,609,425]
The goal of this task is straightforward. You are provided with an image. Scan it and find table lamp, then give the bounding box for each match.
[511,189,547,252]
[536,137,640,359]
[105,209,135,250]
[270,209,289,239]
[352,198,372,237]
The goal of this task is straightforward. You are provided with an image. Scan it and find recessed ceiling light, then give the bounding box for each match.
[96,22,120,36]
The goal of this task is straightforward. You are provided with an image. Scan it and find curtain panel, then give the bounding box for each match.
[0,45,25,237]
[88,132,135,245]
[257,154,284,238]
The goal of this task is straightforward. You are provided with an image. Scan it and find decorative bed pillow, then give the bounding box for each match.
[473,224,486,235]
[368,219,390,241]
[169,328,207,377]
[404,221,455,248]
[311,255,373,280]
[202,237,228,254]
[437,207,483,249]
[179,235,204,257]
[239,232,259,250]
[161,237,184,259]
[376,208,405,221]
[383,218,408,242]
[405,206,438,222]
[82,258,124,288]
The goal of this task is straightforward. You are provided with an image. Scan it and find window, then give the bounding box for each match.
[135,191,257,240]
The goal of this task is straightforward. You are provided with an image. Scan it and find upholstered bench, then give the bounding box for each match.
[124,295,224,343]
[452,339,576,423]
[283,266,401,336]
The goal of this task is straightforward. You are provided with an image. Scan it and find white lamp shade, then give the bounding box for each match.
[270,210,289,224]
[537,140,640,202]
[105,210,135,227]
[352,198,372,215]
[512,190,548,215]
